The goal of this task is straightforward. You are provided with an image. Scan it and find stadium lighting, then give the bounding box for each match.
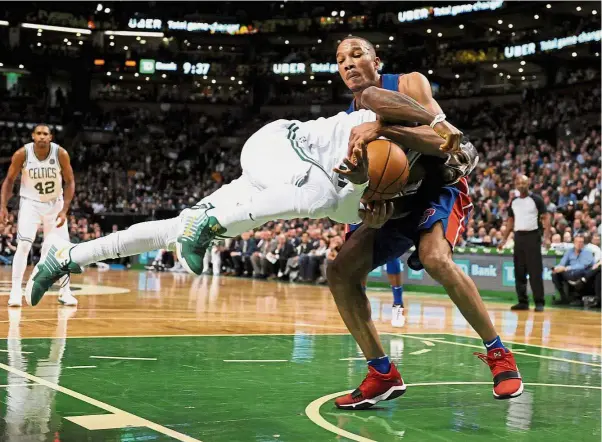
[310,75,315,80]
[437,32,443,37]
[285,40,290,44]
[302,80,307,84]
[498,19,503,24]
[105,30,164,37]
[532,75,536,79]
[546,4,551,8]
[109,42,115,46]
[63,38,68,42]
[211,79,216,84]
[328,80,332,84]
[533,29,538,34]
[22,23,91,34]
[593,10,598,15]
[119,76,123,80]
[97,4,103,12]
[520,60,526,66]
[340,11,345,17]
[521,76,525,80]
[496,30,500,34]
[488,27,492,31]
[507,75,511,79]
[427,29,432,33]
[67,41,72,46]
[389,36,394,41]
[0,20,8,26]
[203,75,207,79]
[37,42,41,46]
[76,33,81,37]
[104,8,111,13]
[534,14,539,19]
[331,11,337,17]
[576,6,582,11]
[428,70,433,74]
[134,73,139,77]
[238,80,243,85]
[317,39,322,43]
[106,71,111,76]
[284,76,289,80]
[455,74,460,79]
[230,76,235,81]
[145,77,149,81]
[162,74,166,78]
[572,52,577,57]
[596,52,600,56]
[78,41,83,45]
[459,24,464,29]
[493,63,498,68]
[499,72,503,77]
[508,24,513,28]
[518,68,524,72]
[136,36,141,41]
[0,63,3,67]
[124,46,128,50]
[137,86,141,90]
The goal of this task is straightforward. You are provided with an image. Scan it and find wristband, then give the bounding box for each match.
[430,113,446,128]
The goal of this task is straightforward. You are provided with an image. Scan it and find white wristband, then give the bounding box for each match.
[430,113,446,128]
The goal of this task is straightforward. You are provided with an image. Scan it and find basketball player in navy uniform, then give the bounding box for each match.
[330,37,523,409]
[0,124,77,307]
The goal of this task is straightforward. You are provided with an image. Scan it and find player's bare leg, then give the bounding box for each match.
[419,223,497,341]
[419,222,523,399]
[327,225,406,409]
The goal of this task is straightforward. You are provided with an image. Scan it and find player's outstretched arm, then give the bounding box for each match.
[0,148,25,221]
[56,147,75,227]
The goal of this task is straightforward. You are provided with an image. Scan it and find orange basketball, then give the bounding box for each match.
[363,139,409,201]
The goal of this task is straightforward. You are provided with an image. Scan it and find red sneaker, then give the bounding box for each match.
[335,362,406,410]
[475,348,523,399]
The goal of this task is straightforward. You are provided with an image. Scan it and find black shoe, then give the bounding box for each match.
[534,304,544,312]
[510,303,529,311]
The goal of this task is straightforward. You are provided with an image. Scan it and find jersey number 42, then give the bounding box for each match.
[34,181,55,195]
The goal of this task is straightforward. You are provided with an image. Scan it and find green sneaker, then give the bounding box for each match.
[176,208,226,275]
[25,237,82,307]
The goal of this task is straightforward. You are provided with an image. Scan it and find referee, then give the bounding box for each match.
[499,175,551,312]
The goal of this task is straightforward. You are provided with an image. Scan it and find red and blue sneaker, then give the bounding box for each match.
[335,362,406,410]
[475,348,523,399]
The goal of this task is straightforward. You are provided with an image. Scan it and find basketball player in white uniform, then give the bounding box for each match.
[0,124,77,306]
[25,103,461,306]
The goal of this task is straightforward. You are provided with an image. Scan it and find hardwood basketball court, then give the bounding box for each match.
[0,267,599,441]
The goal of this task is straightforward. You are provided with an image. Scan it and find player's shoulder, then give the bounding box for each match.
[397,71,428,87]
[13,146,26,159]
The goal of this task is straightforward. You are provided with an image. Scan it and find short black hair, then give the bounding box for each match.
[340,35,376,57]
[33,124,52,133]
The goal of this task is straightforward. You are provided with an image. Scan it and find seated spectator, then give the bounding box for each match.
[251,231,276,278]
[230,231,256,277]
[288,232,315,281]
[552,235,595,305]
[303,238,329,283]
[265,234,296,280]
[571,259,601,308]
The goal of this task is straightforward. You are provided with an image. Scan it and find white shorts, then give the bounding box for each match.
[17,196,67,244]
[240,120,313,189]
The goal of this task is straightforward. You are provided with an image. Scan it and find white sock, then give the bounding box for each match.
[205,169,337,238]
[11,241,31,290]
[70,218,179,267]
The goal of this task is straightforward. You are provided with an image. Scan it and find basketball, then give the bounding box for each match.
[363,139,409,201]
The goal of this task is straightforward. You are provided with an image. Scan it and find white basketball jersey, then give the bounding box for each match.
[288,109,378,184]
[20,143,63,202]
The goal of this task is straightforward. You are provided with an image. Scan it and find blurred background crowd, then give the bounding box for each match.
[0,2,599,300]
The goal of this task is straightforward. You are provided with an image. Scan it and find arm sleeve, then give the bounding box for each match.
[507,202,514,218]
[532,194,547,215]
[329,181,369,224]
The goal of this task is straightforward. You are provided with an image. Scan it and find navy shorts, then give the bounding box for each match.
[346,178,472,271]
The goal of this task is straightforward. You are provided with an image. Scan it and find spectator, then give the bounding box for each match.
[552,235,595,305]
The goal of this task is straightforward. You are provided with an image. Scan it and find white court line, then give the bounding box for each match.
[305,382,602,442]
[90,356,157,361]
[387,333,602,367]
[421,340,436,347]
[339,357,366,361]
[0,384,31,388]
[409,349,431,355]
[0,361,202,442]
[0,349,33,354]
[223,359,288,363]
[66,366,97,369]
[443,332,601,357]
